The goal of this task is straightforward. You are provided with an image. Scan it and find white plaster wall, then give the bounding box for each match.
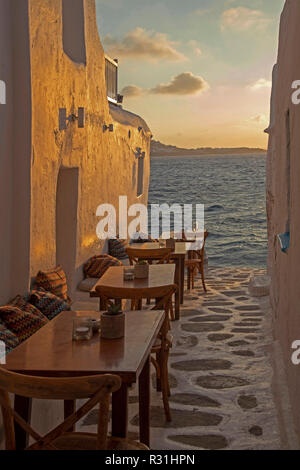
[267,0,300,443]
[29,0,151,296]
[0,0,13,304]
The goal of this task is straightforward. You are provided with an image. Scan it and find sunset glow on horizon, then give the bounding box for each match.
[96,0,285,149]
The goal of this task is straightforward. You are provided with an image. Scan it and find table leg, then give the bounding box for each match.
[139,356,150,447]
[112,383,128,438]
[64,400,75,432]
[14,395,32,450]
[99,296,106,311]
[180,255,185,304]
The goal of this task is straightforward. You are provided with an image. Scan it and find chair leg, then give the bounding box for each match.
[146,298,151,305]
[187,267,191,290]
[169,299,175,322]
[160,350,171,422]
[192,267,195,290]
[156,352,162,392]
[200,262,207,292]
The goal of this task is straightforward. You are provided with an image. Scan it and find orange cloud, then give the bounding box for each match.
[150,72,209,95]
[103,27,186,62]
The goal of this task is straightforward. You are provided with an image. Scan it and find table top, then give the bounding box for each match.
[90,264,176,297]
[131,242,187,256]
[4,310,165,383]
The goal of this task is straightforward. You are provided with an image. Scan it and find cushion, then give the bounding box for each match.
[78,278,98,293]
[28,288,69,321]
[10,295,47,321]
[0,323,19,355]
[34,266,68,302]
[0,305,48,343]
[84,255,123,279]
[108,239,128,259]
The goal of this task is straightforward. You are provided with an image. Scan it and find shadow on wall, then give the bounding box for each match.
[56,167,79,295]
[62,0,86,65]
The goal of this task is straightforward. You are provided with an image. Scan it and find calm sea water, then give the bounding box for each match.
[148,155,267,268]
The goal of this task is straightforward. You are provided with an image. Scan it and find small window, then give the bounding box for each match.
[137,156,145,197]
[62,0,86,64]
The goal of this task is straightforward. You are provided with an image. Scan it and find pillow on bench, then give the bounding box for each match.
[34,266,69,303]
[28,288,69,321]
[108,239,129,260]
[84,254,123,279]
[0,305,48,343]
[10,295,48,321]
[0,323,19,354]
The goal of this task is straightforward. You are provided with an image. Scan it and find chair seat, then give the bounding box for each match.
[52,432,149,450]
[185,258,202,266]
[78,277,98,292]
[152,333,173,351]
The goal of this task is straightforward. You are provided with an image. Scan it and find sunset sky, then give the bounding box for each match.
[96,0,285,149]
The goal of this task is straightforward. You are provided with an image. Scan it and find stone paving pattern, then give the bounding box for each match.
[79,267,281,450]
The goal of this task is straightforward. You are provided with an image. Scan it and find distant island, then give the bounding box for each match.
[150,140,267,157]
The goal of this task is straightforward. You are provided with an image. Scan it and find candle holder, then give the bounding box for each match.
[124,267,134,281]
[72,318,93,341]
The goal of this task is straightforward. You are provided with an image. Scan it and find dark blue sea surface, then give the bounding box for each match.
[148,155,267,268]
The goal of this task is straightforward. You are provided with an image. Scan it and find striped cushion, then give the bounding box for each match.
[84,254,123,279]
[29,288,69,321]
[0,305,48,343]
[0,323,19,355]
[34,266,68,301]
[10,295,47,321]
[108,239,128,259]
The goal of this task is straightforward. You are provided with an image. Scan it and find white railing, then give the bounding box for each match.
[105,55,119,104]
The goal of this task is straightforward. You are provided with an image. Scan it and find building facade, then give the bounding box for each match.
[267,0,300,445]
[0,0,151,304]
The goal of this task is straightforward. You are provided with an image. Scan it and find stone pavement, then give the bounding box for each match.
[78,267,282,450]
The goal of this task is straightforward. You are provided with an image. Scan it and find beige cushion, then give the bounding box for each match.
[78,278,98,292]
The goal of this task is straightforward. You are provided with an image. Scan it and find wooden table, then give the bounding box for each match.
[4,309,165,449]
[129,243,186,320]
[90,264,176,314]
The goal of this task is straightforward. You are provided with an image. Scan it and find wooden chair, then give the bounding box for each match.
[0,368,148,450]
[126,247,175,319]
[97,284,177,422]
[184,231,209,292]
[126,247,172,265]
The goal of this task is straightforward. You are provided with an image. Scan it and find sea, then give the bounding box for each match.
[148,154,267,268]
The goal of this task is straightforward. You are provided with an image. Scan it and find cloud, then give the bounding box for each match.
[249,78,272,91]
[121,85,144,98]
[249,114,267,123]
[188,40,202,56]
[194,8,210,17]
[150,72,209,96]
[221,7,271,32]
[103,27,186,62]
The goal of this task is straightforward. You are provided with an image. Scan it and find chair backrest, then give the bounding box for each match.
[96,283,176,301]
[97,284,177,336]
[126,247,172,265]
[0,367,121,450]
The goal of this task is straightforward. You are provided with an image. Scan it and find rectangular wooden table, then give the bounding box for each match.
[4,309,165,449]
[90,264,176,315]
[129,242,186,320]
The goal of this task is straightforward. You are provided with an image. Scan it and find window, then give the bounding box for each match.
[62,0,86,64]
[0,80,6,104]
[137,154,145,197]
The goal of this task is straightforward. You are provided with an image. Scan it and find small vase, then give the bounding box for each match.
[134,263,149,279]
[101,312,125,339]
